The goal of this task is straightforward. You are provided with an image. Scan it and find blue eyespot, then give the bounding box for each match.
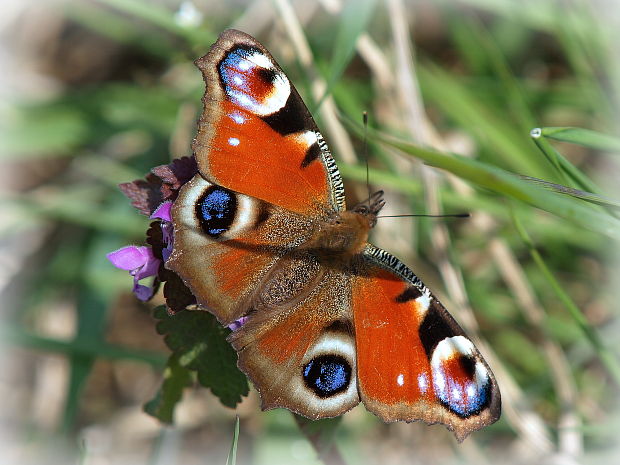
[433,356,491,418]
[219,47,263,105]
[195,186,237,237]
[303,355,351,398]
[220,48,252,91]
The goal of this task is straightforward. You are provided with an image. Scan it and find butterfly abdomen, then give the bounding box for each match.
[252,252,325,311]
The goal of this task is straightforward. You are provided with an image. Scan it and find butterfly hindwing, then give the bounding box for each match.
[167,174,316,325]
[353,245,500,441]
[194,29,345,216]
[228,261,360,419]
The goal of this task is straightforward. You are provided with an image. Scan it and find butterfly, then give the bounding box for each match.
[166,29,500,441]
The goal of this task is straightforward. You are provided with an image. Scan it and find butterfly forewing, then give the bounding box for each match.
[193,29,345,216]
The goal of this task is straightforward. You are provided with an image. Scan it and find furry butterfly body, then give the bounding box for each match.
[167,29,500,441]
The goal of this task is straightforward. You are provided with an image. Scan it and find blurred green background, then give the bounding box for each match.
[1,0,619,464]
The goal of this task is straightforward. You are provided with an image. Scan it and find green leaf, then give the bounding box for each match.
[226,417,240,465]
[540,127,620,152]
[153,306,249,408]
[144,354,193,423]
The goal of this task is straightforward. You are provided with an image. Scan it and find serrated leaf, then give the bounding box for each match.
[153,306,249,408]
[144,353,193,423]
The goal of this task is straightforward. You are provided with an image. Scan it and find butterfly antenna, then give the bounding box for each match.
[377,213,471,219]
[363,111,370,206]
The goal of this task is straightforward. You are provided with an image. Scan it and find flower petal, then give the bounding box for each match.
[160,222,175,262]
[133,283,155,301]
[150,201,173,222]
[162,245,173,262]
[228,316,249,331]
[107,246,148,271]
[134,248,161,280]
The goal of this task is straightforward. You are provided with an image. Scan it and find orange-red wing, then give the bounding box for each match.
[228,266,360,419]
[352,245,500,441]
[193,29,345,217]
[167,174,315,325]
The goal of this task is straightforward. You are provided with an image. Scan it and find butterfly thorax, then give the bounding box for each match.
[305,191,385,258]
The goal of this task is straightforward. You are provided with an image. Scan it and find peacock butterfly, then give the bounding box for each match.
[121,29,501,441]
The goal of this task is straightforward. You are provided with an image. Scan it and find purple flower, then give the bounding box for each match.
[150,201,174,261]
[228,316,249,331]
[150,201,172,222]
[107,246,161,301]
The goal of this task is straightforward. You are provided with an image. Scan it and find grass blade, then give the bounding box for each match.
[226,416,240,465]
[354,123,620,239]
[0,106,88,160]
[511,209,620,387]
[518,175,620,209]
[96,0,214,48]
[530,128,603,194]
[315,0,377,109]
[417,62,548,177]
[1,325,166,367]
[541,127,620,152]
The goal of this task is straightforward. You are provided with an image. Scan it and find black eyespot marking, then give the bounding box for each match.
[439,381,492,418]
[325,320,353,335]
[195,186,237,238]
[262,90,309,136]
[437,355,491,418]
[303,355,351,398]
[301,142,322,168]
[255,205,271,226]
[256,66,277,85]
[457,353,477,379]
[395,286,422,303]
[419,306,458,359]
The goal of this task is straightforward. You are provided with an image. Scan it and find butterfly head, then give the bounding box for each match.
[306,190,385,257]
[352,190,385,228]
